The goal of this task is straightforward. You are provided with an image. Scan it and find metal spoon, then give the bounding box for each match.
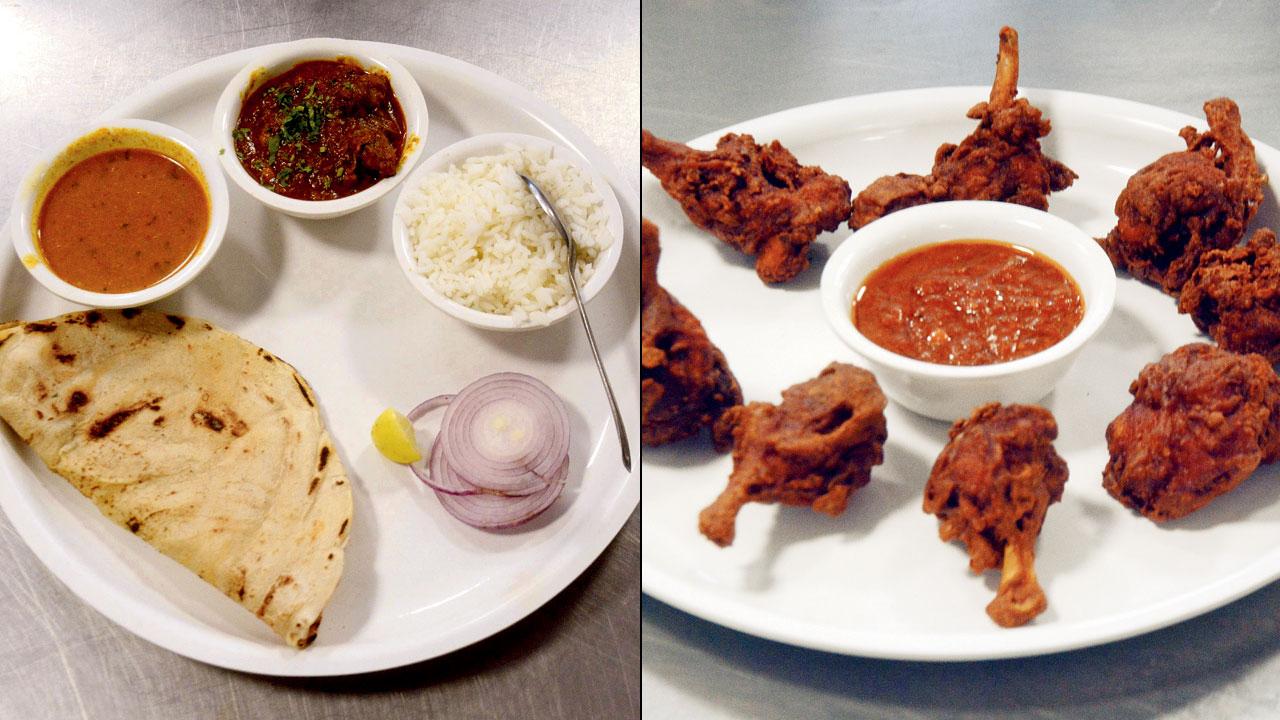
[519,173,632,472]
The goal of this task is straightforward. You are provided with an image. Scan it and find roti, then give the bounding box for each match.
[0,309,352,648]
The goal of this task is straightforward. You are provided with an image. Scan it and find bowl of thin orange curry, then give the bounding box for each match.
[10,119,229,308]
[820,201,1116,421]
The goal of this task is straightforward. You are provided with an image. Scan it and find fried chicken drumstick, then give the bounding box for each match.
[641,130,852,283]
[850,27,1076,229]
[1178,229,1280,362]
[641,219,743,447]
[698,363,887,547]
[1098,98,1265,294]
[923,403,1067,628]
[1103,343,1280,521]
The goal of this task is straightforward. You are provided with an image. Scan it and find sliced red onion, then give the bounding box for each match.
[436,373,569,495]
[405,373,571,528]
[432,457,569,529]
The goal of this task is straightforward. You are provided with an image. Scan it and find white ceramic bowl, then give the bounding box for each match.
[10,119,230,308]
[392,132,625,332]
[820,201,1117,421]
[211,38,428,220]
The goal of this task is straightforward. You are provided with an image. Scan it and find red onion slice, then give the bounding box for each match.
[431,456,569,528]
[404,373,574,528]
[435,373,569,495]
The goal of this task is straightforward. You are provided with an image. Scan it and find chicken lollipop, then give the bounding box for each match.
[923,403,1067,628]
[698,363,887,547]
[1178,229,1280,362]
[850,26,1076,229]
[1103,343,1280,521]
[1098,98,1265,294]
[641,219,743,447]
[641,130,852,283]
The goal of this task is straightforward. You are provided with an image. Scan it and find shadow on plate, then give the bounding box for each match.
[740,440,929,592]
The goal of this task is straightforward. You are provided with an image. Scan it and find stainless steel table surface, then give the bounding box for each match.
[0,2,638,719]
[642,2,1280,719]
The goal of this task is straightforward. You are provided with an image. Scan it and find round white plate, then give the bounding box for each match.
[641,87,1280,661]
[0,40,638,676]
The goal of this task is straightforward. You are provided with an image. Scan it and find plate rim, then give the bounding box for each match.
[640,85,1280,661]
[0,37,639,677]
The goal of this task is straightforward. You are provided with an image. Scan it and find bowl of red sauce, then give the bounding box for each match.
[820,201,1116,421]
[11,119,230,308]
[212,38,428,219]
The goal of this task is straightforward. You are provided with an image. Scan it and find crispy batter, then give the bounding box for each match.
[923,403,1067,628]
[698,362,886,547]
[1103,343,1280,521]
[1179,229,1280,362]
[1098,98,1265,294]
[641,130,852,283]
[851,27,1076,229]
[641,219,743,447]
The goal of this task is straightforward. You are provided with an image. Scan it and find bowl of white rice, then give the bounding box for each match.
[392,132,624,330]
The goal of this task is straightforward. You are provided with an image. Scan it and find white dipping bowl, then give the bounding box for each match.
[392,132,624,332]
[10,119,230,309]
[820,201,1116,422]
[212,38,428,220]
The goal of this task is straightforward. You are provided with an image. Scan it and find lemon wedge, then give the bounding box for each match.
[371,408,422,464]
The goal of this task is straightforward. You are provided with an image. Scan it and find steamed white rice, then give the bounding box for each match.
[398,144,612,324]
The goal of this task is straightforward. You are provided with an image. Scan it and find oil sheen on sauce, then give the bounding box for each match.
[851,239,1084,366]
[37,148,208,293]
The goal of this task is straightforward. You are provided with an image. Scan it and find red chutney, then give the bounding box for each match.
[851,240,1084,366]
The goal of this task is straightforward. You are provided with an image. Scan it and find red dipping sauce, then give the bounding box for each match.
[851,240,1084,366]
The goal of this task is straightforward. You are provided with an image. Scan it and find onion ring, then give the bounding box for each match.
[405,373,571,528]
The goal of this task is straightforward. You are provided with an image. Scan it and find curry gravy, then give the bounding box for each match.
[37,148,208,293]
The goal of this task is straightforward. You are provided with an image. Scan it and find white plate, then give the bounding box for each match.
[0,40,639,676]
[641,87,1280,661]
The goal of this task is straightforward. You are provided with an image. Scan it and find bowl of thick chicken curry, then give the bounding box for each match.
[213,38,428,219]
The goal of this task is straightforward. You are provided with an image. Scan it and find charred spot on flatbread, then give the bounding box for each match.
[165,315,186,330]
[52,344,75,364]
[120,308,141,319]
[127,517,142,533]
[318,446,330,471]
[298,614,322,648]
[24,322,56,333]
[88,398,159,439]
[294,375,313,406]
[65,390,89,413]
[191,409,226,432]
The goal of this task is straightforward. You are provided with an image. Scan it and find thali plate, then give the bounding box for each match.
[0,39,638,676]
[641,87,1280,660]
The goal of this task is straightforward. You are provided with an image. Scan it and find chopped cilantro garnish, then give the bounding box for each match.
[267,135,281,164]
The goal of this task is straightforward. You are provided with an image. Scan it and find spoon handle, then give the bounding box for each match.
[566,268,632,472]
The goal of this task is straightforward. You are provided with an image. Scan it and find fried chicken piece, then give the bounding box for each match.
[1098,98,1266,294]
[641,130,852,283]
[1179,229,1280,362]
[698,362,887,547]
[923,403,1067,628]
[641,219,743,447]
[851,27,1076,229]
[1103,343,1280,521]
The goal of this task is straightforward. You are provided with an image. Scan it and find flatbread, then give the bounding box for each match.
[0,309,352,648]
